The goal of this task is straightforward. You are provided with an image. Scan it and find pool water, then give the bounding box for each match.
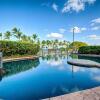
[0,55,100,100]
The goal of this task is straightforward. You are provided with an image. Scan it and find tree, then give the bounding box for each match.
[32,34,38,42]
[0,33,2,40]
[46,40,51,48]
[70,41,88,52]
[12,27,22,40]
[21,35,28,42]
[42,40,46,48]
[4,31,11,40]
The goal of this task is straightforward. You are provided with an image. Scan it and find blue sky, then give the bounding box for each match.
[0,0,100,45]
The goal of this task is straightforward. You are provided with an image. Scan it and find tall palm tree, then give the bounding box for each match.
[32,34,38,42]
[0,33,2,40]
[46,40,51,48]
[12,27,22,40]
[42,40,46,48]
[41,40,46,56]
[27,36,32,43]
[21,35,28,42]
[4,31,11,40]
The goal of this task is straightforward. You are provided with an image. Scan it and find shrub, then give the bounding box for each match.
[0,41,40,57]
[78,46,100,54]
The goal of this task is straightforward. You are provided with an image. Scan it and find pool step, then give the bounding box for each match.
[67,59,100,68]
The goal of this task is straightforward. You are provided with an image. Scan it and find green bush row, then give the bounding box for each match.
[0,41,40,57]
[78,46,100,54]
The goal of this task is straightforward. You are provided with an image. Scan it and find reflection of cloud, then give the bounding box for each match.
[90,68,99,73]
[93,76,100,82]
[68,66,85,73]
[47,60,62,66]
[47,60,67,71]
[89,68,100,82]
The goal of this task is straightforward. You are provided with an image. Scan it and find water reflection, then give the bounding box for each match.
[70,54,100,63]
[0,68,3,81]
[3,58,40,77]
[78,55,100,63]
[0,55,100,100]
[41,54,67,61]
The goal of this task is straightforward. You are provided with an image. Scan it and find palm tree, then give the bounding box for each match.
[37,38,40,45]
[27,36,32,43]
[4,31,11,40]
[54,39,59,49]
[0,33,2,40]
[41,40,46,56]
[32,34,38,42]
[42,40,46,48]
[21,35,28,42]
[46,40,51,48]
[12,27,22,40]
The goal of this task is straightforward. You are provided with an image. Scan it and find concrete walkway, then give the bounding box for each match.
[45,87,100,100]
[67,59,100,68]
[3,56,38,63]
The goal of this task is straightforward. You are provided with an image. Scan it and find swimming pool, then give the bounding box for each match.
[0,54,100,100]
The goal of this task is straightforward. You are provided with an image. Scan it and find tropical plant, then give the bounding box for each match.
[12,27,22,40]
[42,40,46,48]
[32,34,38,42]
[21,34,28,42]
[70,41,88,50]
[0,40,40,57]
[0,33,2,40]
[4,31,11,40]
[78,46,100,54]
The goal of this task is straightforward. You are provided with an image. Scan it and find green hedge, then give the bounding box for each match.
[78,46,100,54]
[0,41,40,57]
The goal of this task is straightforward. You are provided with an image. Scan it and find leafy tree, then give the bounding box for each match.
[70,41,88,51]
[12,27,22,40]
[4,31,11,40]
[42,40,46,47]
[32,34,38,42]
[0,33,2,40]
[21,35,28,41]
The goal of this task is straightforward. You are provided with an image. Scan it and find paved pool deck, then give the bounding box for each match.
[44,86,100,100]
[2,56,39,63]
[67,59,100,68]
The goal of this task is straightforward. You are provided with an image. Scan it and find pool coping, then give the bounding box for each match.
[67,59,100,68]
[44,86,100,100]
[3,56,39,63]
[75,54,100,58]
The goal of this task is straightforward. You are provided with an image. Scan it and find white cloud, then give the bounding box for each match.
[52,3,58,12]
[88,34,100,40]
[47,32,63,39]
[70,26,87,33]
[62,0,96,13]
[91,18,100,26]
[91,26,100,30]
[59,28,66,33]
